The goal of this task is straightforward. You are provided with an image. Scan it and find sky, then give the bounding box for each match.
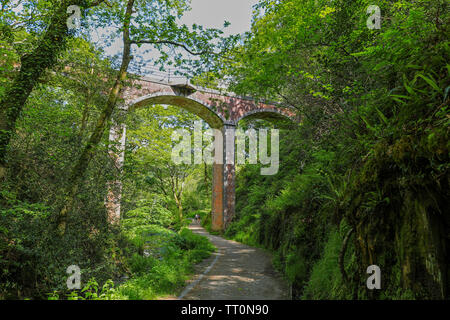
[91,0,258,77]
[179,0,258,36]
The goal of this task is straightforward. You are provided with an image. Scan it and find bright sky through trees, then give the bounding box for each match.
[90,0,257,76]
[179,0,258,36]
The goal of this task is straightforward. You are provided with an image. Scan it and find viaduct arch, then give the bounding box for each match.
[106,76,295,231]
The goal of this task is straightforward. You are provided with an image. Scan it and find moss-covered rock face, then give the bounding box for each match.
[211,0,449,300]
[226,116,448,300]
[347,129,449,299]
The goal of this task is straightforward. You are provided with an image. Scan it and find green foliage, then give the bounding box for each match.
[224,0,449,300]
[129,253,156,275]
[0,21,218,298]
[123,105,211,222]
[48,279,116,300]
[43,225,215,300]
[225,128,334,298]
[178,228,215,252]
[108,227,214,300]
[123,198,173,229]
[0,193,122,299]
[302,230,350,300]
[1,0,448,301]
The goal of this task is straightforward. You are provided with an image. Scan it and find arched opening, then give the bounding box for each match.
[107,93,226,232]
[227,109,297,232]
[107,88,297,232]
[236,109,297,128]
[128,94,225,129]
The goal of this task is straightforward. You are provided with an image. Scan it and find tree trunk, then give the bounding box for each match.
[0,0,85,179]
[339,227,354,283]
[57,0,135,234]
[174,192,183,220]
[78,90,91,141]
[178,203,183,221]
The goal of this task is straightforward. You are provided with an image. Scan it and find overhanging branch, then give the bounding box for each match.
[131,39,212,56]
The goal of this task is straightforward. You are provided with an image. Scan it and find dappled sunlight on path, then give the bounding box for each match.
[178,224,289,300]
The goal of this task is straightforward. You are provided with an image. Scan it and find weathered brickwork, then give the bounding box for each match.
[107,77,294,231]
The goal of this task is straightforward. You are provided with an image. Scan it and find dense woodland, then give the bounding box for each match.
[0,0,449,300]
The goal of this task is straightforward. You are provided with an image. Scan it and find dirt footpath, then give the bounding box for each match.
[178,224,290,300]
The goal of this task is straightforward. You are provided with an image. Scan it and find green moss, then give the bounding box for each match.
[302,229,354,300]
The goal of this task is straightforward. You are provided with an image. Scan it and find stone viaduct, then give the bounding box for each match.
[106,76,295,231]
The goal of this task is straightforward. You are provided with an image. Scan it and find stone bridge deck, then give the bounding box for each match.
[122,77,293,127]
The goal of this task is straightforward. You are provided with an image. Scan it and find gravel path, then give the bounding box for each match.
[178,224,290,300]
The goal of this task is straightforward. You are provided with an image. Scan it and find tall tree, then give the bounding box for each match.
[57,0,237,233]
[0,0,106,179]
[126,105,201,221]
